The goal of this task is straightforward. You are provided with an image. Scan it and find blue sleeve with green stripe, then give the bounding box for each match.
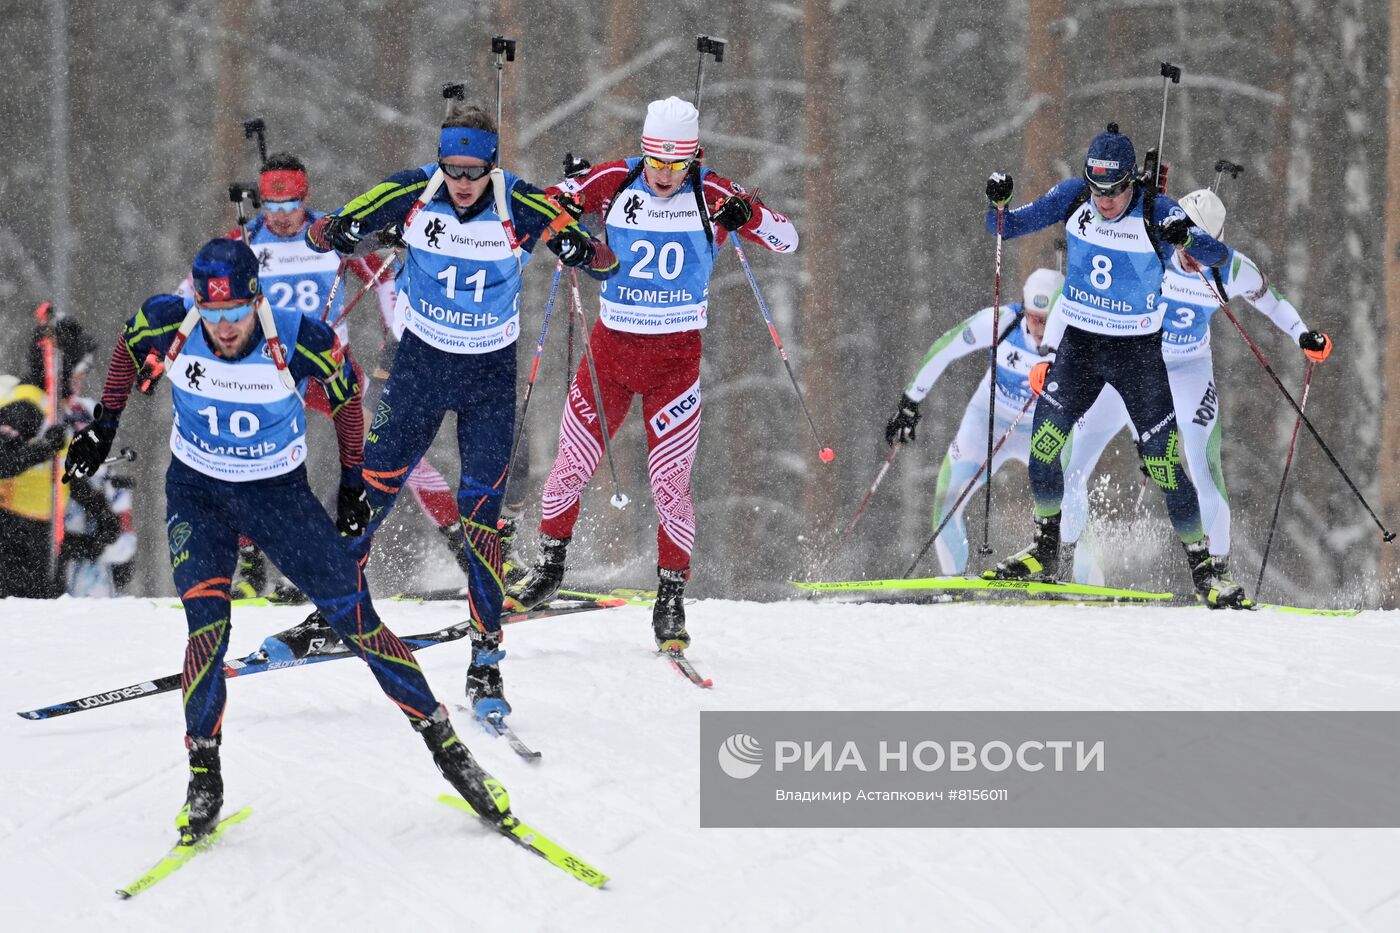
[333,167,432,234]
[289,316,358,411]
[507,178,615,280]
[123,294,189,362]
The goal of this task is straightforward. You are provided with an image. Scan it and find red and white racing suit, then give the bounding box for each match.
[537,158,797,570]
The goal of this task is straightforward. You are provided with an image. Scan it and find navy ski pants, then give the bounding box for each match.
[353,332,516,633]
[166,460,440,739]
[1027,327,1205,544]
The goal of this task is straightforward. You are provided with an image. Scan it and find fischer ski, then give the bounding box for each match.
[116,807,252,899]
[791,576,1175,602]
[1252,604,1361,617]
[438,793,608,889]
[662,647,713,688]
[17,603,622,721]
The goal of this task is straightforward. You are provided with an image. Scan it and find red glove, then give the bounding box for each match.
[1029,361,1051,396]
[1299,331,1331,363]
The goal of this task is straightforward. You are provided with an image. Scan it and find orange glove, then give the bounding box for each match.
[1029,361,1051,396]
[1299,331,1331,363]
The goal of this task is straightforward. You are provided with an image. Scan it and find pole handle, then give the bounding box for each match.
[242,118,267,166]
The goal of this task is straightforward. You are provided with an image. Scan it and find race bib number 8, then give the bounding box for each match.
[1090,255,1113,290]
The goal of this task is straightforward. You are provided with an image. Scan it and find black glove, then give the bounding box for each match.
[376,223,406,248]
[884,394,921,446]
[336,484,371,536]
[555,192,585,219]
[1159,215,1193,247]
[555,228,595,268]
[562,152,592,179]
[308,214,362,254]
[986,173,1014,207]
[711,194,754,232]
[63,405,115,482]
[37,424,68,458]
[1299,330,1332,362]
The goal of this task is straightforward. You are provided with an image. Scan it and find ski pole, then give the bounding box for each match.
[1197,272,1394,541]
[102,447,138,466]
[319,258,350,323]
[980,207,1006,558]
[903,394,1035,578]
[457,262,568,529]
[694,35,725,108]
[730,238,834,463]
[840,445,900,540]
[568,267,629,509]
[692,34,830,463]
[242,118,268,166]
[1211,159,1243,193]
[491,36,516,163]
[1154,62,1182,177]
[1256,362,1315,596]
[328,251,398,332]
[501,261,564,489]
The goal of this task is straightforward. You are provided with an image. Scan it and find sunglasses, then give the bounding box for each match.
[643,155,692,173]
[1085,174,1133,197]
[439,162,493,181]
[263,199,303,214]
[197,300,257,324]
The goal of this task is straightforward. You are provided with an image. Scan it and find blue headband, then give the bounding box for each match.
[438,127,498,163]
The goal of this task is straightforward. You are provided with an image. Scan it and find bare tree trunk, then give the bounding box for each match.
[601,0,642,154]
[1019,0,1067,276]
[1377,0,1400,604]
[797,0,840,555]
[374,0,415,168]
[213,0,250,187]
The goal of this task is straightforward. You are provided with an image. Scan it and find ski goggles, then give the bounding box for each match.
[1085,172,1133,197]
[643,155,692,172]
[439,161,493,181]
[196,299,257,324]
[263,199,303,214]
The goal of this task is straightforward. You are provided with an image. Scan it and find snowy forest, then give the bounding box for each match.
[2,0,1398,608]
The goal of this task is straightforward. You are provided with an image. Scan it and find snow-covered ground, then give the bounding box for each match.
[3,596,1399,932]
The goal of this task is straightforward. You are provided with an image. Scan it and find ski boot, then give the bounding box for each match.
[267,582,308,606]
[231,544,268,600]
[176,735,223,843]
[497,516,527,588]
[653,567,690,651]
[413,704,510,822]
[1184,541,1252,609]
[264,610,342,661]
[465,628,510,720]
[507,534,568,610]
[984,513,1062,581]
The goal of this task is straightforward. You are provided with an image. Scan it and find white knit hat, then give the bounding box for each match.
[1022,268,1064,314]
[1178,188,1227,239]
[642,97,700,160]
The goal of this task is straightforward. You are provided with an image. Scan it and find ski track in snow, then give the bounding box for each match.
[3,595,1400,932]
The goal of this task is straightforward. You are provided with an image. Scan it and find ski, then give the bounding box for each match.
[662,646,713,688]
[438,794,607,889]
[1252,603,1361,617]
[482,710,542,761]
[558,587,655,605]
[17,603,622,721]
[791,576,1175,602]
[116,807,252,899]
